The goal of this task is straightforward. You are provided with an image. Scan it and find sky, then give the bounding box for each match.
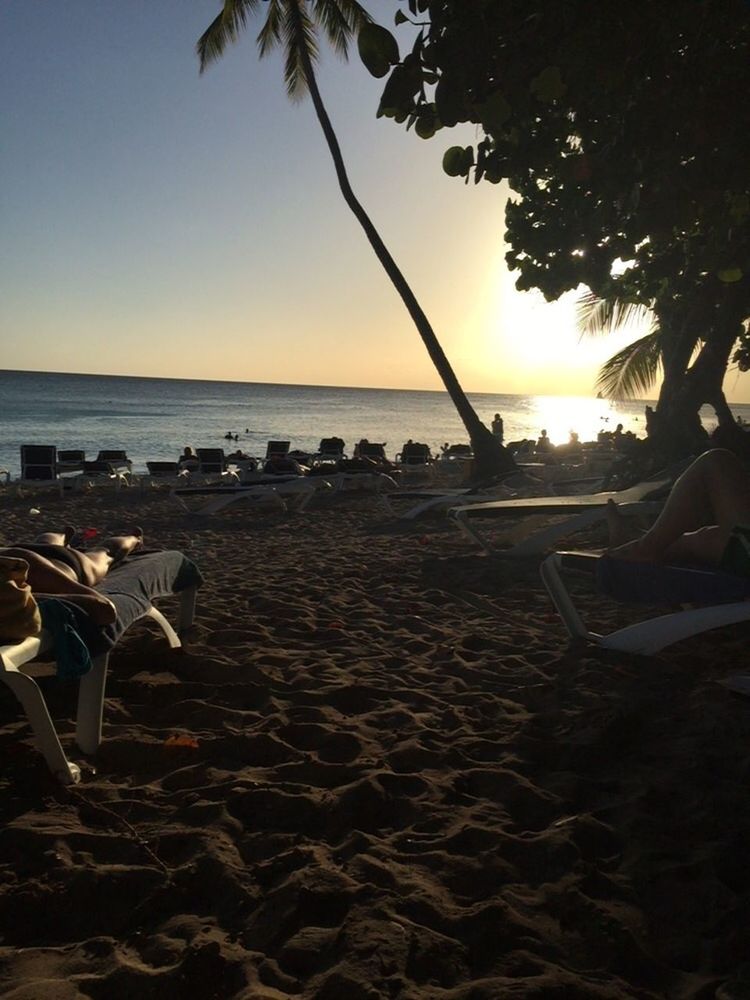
[3,1,749,401]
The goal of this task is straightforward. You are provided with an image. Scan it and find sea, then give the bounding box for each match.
[1,369,746,478]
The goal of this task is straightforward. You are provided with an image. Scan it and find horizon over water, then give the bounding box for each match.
[0,368,741,478]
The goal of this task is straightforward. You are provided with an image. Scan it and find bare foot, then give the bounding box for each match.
[95,527,145,563]
[605,499,652,549]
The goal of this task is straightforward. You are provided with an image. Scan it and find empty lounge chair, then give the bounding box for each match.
[17,445,64,496]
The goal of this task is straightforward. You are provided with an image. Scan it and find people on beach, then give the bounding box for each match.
[491,413,504,442]
[536,429,552,453]
[1,527,145,624]
[607,449,750,575]
[178,446,199,472]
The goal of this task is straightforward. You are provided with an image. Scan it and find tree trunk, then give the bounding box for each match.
[292,11,514,477]
[649,321,740,462]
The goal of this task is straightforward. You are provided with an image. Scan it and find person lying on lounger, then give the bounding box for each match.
[1,526,145,624]
[607,449,750,575]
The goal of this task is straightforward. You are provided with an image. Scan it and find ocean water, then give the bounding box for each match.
[0,369,742,478]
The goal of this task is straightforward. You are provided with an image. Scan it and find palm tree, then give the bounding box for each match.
[197,0,512,476]
[576,290,744,459]
[576,291,663,400]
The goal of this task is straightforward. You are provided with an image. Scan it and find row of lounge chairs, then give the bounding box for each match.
[7,439,440,497]
[4,450,750,784]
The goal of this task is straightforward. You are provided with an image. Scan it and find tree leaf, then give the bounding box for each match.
[358,22,400,78]
[478,91,511,131]
[717,267,743,283]
[415,109,439,138]
[530,66,566,102]
[443,146,467,177]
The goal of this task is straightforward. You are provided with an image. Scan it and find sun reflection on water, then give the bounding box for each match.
[528,396,634,446]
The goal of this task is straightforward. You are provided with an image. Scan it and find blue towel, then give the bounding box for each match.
[37,598,92,679]
[597,555,750,606]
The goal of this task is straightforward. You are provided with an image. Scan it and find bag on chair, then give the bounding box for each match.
[0,556,43,641]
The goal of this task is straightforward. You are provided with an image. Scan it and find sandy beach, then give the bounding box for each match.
[1,484,750,999]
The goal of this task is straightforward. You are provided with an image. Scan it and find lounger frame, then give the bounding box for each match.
[0,587,197,784]
[540,552,750,655]
[453,500,664,557]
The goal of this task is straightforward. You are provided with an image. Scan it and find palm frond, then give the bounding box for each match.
[311,0,371,58]
[595,333,663,400]
[576,289,656,339]
[197,0,261,72]
[257,0,284,57]
[281,3,319,99]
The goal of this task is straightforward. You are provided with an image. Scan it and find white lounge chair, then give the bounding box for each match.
[171,476,324,515]
[450,475,673,556]
[193,448,241,485]
[540,550,750,656]
[141,461,191,491]
[1,551,201,783]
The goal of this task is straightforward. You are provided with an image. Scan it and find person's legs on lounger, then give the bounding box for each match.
[1,527,144,625]
[607,449,750,568]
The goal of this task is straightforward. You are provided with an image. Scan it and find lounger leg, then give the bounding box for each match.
[178,586,197,633]
[539,554,597,642]
[144,607,182,648]
[2,672,81,783]
[453,510,493,553]
[76,653,109,755]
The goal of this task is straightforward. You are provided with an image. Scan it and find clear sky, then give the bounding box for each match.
[3,1,749,401]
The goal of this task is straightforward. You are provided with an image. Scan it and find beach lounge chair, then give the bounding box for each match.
[194,448,240,484]
[0,550,202,783]
[17,445,64,496]
[395,442,435,483]
[540,550,750,656]
[96,449,133,473]
[396,441,433,466]
[355,440,388,461]
[80,460,132,490]
[57,449,86,474]
[142,461,190,490]
[265,440,291,460]
[314,438,347,464]
[171,476,321,515]
[450,474,673,557]
[383,474,525,521]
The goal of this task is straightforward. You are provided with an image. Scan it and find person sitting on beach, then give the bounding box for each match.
[1,526,145,625]
[607,449,750,575]
[178,446,199,472]
[535,429,552,454]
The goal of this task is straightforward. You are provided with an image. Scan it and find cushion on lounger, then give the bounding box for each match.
[596,555,750,606]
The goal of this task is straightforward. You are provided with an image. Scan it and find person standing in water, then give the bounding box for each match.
[491,413,504,442]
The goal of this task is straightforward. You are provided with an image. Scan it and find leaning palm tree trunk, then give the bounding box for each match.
[288,8,512,475]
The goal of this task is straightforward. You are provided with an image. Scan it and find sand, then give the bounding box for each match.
[1,483,750,999]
